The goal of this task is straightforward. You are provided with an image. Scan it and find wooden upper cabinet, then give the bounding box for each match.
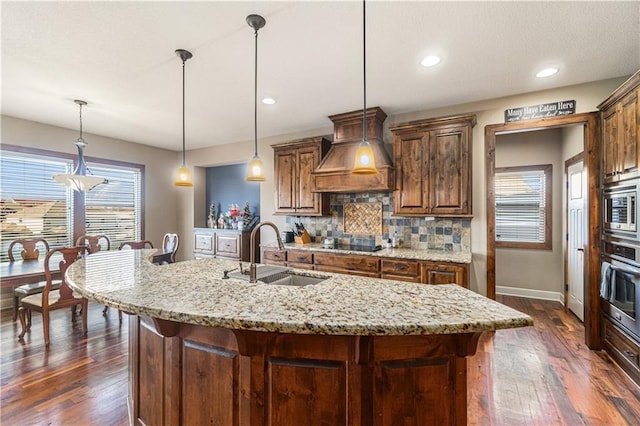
[390,114,476,216]
[272,137,331,216]
[599,70,640,183]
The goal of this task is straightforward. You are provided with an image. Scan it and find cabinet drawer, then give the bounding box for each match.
[287,250,313,264]
[315,265,379,278]
[216,235,240,256]
[314,253,379,275]
[381,259,420,277]
[287,262,314,270]
[194,234,213,252]
[263,248,287,262]
[604,319,640,369]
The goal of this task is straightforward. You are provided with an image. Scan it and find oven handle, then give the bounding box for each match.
[608,262,640,276]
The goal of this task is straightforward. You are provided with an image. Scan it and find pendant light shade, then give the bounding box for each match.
[352,0,378,175]
[246,14,266,182]
[53,100,108,191]
[174,49,194,187]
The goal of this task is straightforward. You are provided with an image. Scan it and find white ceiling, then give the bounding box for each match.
[2,1,639,152]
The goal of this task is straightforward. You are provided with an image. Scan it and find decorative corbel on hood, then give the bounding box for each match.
[312,107,394,193]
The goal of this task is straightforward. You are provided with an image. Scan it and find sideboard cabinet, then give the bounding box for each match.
[193,228,258,262]
[390,114,476,216]
[272,137,331,216]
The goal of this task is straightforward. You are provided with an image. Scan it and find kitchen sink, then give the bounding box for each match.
[227,265,328,286]
[258,271,328,286]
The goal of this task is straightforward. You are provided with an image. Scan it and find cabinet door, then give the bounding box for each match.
[274,149,297,214]
[394,133,429,214]
[295,147,321,214]
[619,89,639,176]
[602,106,619,182]
[429,127,470,215]
[216,234,241,259]
[422,262,467,288]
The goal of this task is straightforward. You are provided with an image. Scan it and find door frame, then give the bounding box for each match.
[485,112,601,349]
[564,152,585,318]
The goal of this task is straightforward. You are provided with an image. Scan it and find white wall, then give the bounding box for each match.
[1,115,180,256]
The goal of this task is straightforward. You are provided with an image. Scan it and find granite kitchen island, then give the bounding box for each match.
[67,249,532,426]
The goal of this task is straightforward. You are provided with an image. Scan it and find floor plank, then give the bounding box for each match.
[1,296,639,425]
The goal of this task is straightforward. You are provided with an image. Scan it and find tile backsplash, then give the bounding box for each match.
[285,192,471,252]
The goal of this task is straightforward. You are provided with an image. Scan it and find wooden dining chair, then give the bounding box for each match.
[9,238,62,321]
[17,246,88,347]
[76,234,111,253]
[76,235,118,320]
[118,240,154,250]
[162,233,179,264]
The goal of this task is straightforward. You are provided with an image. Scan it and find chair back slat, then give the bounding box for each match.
[76,235,111,254]
[118,240,153,250]
[8,238,50,261]
[44,246,86,306]
[162,233,179,263]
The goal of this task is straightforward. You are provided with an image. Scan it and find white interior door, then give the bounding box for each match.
[567,160,586,321]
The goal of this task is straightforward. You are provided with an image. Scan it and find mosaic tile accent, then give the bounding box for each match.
[344,202,382,235]
[285,191,471,252]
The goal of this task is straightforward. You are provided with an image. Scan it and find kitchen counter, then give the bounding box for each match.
[67,249,531,425]
[274,241,472,263]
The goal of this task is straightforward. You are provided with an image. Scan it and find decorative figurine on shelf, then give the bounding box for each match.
[208,202,216,228]
[243,201,252,229]
[218,214,225,230]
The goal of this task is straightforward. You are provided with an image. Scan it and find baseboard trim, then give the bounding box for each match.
[496,286,565,304]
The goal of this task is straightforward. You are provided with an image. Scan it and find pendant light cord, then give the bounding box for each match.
[253,27,259,157]
[78,103,84,142]
[181,58,186,167]
[362,0,367,144]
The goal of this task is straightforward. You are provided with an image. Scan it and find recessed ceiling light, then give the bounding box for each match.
[420,55,441,67]
[536,67,558,78]
[261,97,276,105]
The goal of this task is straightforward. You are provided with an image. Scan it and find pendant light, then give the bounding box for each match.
[174,49,194,187]
[52,100,108,191]
[352,0,377,174]
[246,14,266,182]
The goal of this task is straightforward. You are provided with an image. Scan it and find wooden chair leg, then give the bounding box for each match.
[103,305,109,316]
[27,308,32,328]
[43,310,50,347]
[17,307,28,341]
[118,310,123,323]
[13,294,19,322]
[81,299,88,336]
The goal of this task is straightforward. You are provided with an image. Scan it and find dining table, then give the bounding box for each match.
[0,258,61,289]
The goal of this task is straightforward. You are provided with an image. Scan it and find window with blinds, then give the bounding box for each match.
[85,162,142,249]
[0,151,73,261]
[495,164,552,249]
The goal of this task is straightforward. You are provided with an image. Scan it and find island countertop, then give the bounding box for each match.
[66,249,531,336]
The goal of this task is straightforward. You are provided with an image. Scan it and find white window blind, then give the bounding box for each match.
[85,162,142,249]
[495,167,549,245]
[0,151,73,261]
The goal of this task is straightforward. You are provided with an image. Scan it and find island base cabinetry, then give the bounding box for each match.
[129,316,481,426]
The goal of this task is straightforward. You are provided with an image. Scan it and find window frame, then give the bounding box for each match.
[494,164,552,250]
[1,144,145,250]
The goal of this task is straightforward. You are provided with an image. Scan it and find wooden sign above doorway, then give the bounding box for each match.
[504,100,576,122]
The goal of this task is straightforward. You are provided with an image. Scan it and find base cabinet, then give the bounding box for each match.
[193,228,257,262]
[603,317,640,386]
[263,248,469,287]
[129,316,480,426]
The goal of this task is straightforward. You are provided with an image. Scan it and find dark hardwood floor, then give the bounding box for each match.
[0,296,639,425]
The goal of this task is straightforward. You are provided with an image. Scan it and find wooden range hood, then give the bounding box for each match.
[312,107,394,192]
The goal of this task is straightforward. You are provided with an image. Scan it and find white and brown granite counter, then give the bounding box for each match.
[277,242,472,263]
[67,249,532,425]
[67,249,529,336]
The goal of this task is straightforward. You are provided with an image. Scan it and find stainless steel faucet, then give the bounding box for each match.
[249,221,285,283]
